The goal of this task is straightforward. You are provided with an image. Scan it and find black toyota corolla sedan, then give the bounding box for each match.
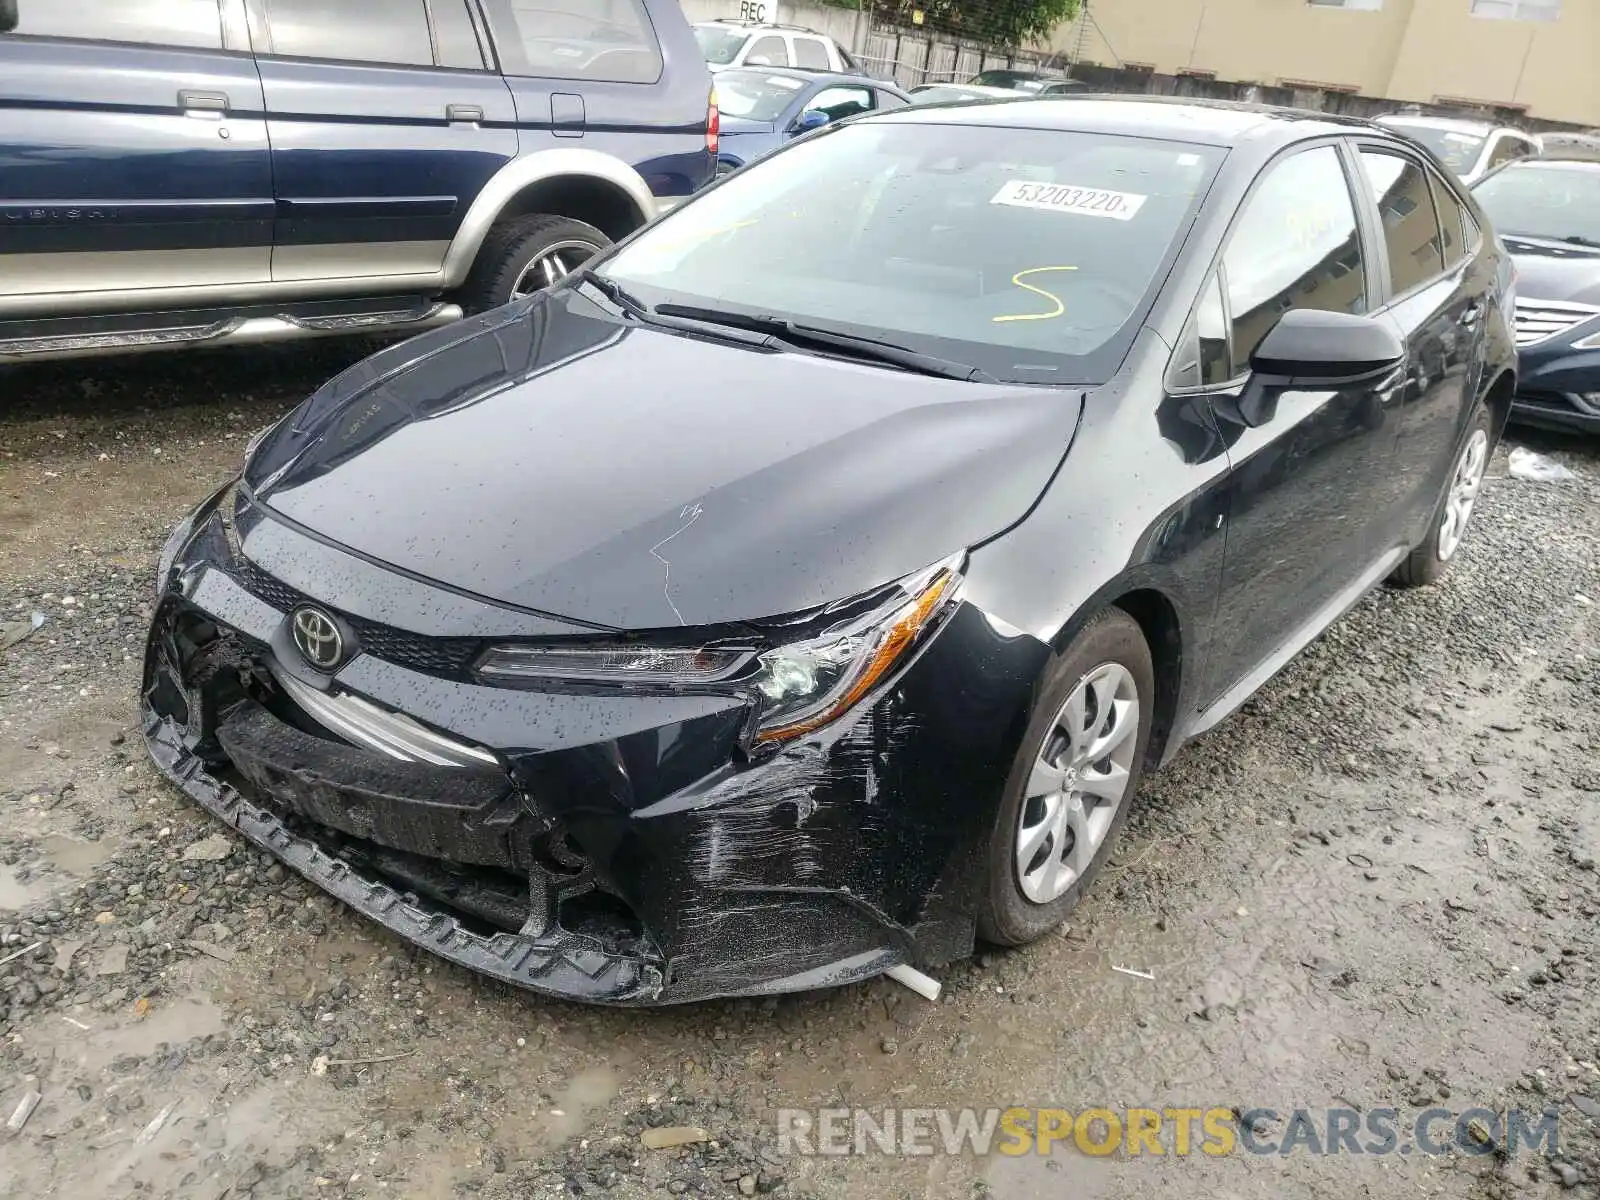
[1471,156,1600,434]
[144,99,1516,1005]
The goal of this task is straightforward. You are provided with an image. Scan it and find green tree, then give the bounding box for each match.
[830,0,1082,48]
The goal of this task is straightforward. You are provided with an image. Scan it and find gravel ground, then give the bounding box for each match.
[1,345,1597,1200]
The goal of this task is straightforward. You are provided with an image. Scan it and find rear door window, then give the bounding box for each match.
[744,34,788,66]
[265,0,434,66]
[428,0,486,70]
[791,36,830,69]
[0,0,223,49]
[1358,150,1446,296]
[482,0,664,82]
[1223,145,1368,365]
[1428,172,1473,269]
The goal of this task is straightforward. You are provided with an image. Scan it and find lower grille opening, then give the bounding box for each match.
[153,602,657,959]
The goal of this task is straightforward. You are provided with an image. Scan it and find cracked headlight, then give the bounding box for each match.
[473,554,965,743]
[750,553,964,743]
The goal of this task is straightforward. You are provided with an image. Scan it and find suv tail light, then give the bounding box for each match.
[707,89,719,157]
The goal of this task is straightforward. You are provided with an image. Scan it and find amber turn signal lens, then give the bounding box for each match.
[755,569,955,743]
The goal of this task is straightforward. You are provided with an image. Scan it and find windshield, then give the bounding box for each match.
[1472,163,1600,244]
[599,122,1224,384]
[695,25,747,65]
[714,71,806,121]
[1381,121,1487,173]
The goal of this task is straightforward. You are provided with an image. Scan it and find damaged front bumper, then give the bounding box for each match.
[141,497,1048,1005]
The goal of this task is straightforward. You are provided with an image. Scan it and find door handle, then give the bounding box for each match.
[446,104,484,125]
[179,90,229,118]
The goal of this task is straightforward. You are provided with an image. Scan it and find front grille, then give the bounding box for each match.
[1514,298,1600,348]
[230,559,484,681]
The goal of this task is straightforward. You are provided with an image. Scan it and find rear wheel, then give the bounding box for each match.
[459,214,610,314]
[1389,403,1492,588]
[978,608,1155,947]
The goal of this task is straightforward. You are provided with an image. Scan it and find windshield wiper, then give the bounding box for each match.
[572,269,654,319]
[653,303,995,382]
[570,273,775,348]
[1502,231,1600,250]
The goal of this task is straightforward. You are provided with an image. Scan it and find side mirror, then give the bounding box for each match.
[0,0,16,33]
[745,54,775,66]
[1233,309,1405,427]
[791,109,830,134]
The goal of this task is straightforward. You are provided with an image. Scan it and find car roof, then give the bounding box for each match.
[720,66,893,89]
[694,19,832,36]
[872,94,1380,148]
[975,69,1061,79]
[1375,114,1508,135]
[1491,156,1600,173]
[912,82,1015,96]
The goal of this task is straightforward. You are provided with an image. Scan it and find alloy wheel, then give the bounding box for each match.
[1438,428,1489,562]
[510,239,603,299]
[1014,662,1141,904]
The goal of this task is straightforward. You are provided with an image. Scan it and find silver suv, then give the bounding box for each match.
[1374,114,1541,184]
[693,20,862,75]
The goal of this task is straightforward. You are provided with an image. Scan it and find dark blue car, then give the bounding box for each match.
[1471,157,1600,435]
[0,0,715,363]
[712,67,909,176]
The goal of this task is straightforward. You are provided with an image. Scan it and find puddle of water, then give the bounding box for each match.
[50,998,227,1075]
[0,866,55,911]
[42,832,116,873]
[0,834,118,911]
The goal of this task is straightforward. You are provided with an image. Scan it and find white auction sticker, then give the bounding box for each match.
[990,179,1147,221]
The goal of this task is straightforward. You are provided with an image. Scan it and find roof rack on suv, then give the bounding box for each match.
[707,17,823,32]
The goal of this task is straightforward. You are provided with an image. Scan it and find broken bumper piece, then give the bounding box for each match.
[142,695,908,1005]
[140,513,1047,1005]
[144,707,676,1003]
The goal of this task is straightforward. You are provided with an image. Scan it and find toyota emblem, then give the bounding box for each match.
[292,607,345,670]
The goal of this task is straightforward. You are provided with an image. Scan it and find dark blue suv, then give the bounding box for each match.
[0,0,715,362]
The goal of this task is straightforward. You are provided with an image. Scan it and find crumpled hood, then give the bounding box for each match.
[1504,237,1600,306]
[245,292,1083,631]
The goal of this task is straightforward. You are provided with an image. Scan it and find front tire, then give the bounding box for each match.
[977,608,1155,947]
[459,214,611,314]
[1389,403,1492,589]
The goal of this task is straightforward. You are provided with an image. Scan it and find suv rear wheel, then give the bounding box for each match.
[460,214,611,313]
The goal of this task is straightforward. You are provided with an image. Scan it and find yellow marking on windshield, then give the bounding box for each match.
[992,266,1078,323]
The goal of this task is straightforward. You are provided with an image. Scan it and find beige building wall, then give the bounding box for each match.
[1047,0,1600,125]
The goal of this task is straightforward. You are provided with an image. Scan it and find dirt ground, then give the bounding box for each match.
[1,345,1597,1200]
